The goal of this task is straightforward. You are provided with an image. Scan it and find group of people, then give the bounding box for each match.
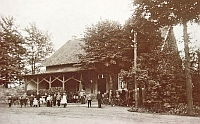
[7,91,93,108]
[8,92,68,108]
[7,90,131,108]
[102,89,134,107]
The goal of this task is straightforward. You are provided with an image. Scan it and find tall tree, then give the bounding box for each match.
[0,16,26,87]
[25,23,54,74]
[124,17,163,107]
[133,0,200,114]
[82,20,133,90]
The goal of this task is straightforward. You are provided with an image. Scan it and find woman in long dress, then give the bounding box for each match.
[46,94,52,107]
[61,93,67,108]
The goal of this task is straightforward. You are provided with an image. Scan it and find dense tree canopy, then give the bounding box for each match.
[82,20,132,73]
[0,16,26,87]
[133,0,200,26]
[124,17,163,55]
[82,18,164,74]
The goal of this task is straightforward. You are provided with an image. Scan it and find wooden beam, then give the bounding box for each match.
[38,76,50,84]
[27,76,37,84]
[52,75,63,82]
[65,76,73,82]
[72,77,81,82]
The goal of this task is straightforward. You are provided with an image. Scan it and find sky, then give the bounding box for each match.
[0,0,199,51]
[0,0,134,50]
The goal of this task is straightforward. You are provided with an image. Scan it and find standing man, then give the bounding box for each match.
[29,94,34,107]
[56,92,61,107]
[22,93,28,107]
[52,93,57,106]
[87,94,92,108]
[97,91,102,108]
[35,92,41,107]
[80,89,85,104]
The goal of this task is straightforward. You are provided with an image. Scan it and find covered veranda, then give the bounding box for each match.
[24,70,98,95]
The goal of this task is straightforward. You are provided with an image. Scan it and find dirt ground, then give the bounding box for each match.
[0,102,200,124]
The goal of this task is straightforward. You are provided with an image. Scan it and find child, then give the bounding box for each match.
[87,94,92,108]
[33,98,38,107]
[8,96,12,108]
[19,96,23,108]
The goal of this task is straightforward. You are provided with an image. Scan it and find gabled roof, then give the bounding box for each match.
[160,26,170,41]
[160,26,179,52]
[42,38,86,67]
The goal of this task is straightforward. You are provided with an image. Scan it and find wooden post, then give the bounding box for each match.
[91,79,93,93]
[37,76,39,93]
[62,75,65,91]
[24,77,28,92]
[131,29,138,108]
[134,31,138,108]
[49,76,52,89]
[90,71,93,93]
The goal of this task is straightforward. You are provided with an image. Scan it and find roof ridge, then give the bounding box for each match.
[42,38,85,66]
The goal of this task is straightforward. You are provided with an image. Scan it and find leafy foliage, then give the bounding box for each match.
[0,17,54,87]
[133,0,200,114]
[133,0,200,26]
[0,16,26,86]
[125,17,163,56]
[82,20,132,73]
[124,17,186,109]
[24,23,54,74]
[191,49,200,105]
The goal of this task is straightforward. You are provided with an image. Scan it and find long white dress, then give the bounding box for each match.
[61,95,67,104]
[33,99,38,106]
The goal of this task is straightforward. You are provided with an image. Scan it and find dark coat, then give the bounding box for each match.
[97,93,102,100]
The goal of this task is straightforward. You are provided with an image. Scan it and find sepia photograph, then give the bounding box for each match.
[0,0,200,124]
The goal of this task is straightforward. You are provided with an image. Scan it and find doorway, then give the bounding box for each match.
[65,79,79,94]
[97,78,106,94]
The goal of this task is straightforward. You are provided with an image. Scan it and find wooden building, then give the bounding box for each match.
[24,38,118,95]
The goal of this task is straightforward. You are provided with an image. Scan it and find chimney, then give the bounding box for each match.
[72,35,77,40]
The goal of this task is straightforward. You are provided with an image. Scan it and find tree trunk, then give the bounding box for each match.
[183,21,193,115]
[138,83,143,107]
[197,51,200,105]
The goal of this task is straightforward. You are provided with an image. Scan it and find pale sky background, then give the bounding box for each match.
[0,0,199,51]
